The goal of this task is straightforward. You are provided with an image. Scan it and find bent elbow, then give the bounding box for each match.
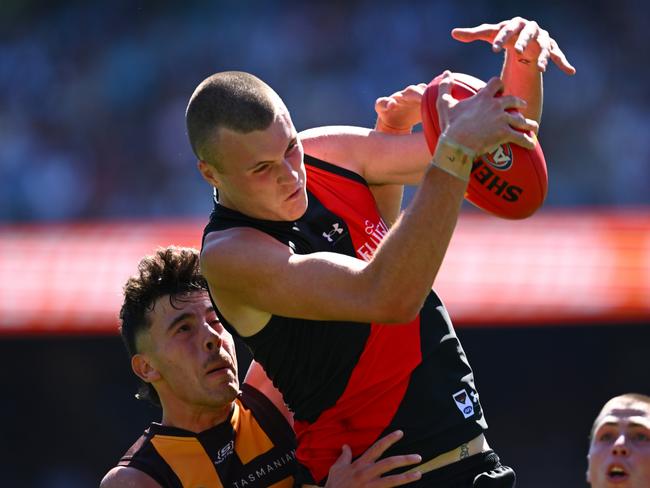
[373,296,422,324]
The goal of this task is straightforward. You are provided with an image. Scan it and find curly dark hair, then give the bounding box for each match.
[119,246,208,406]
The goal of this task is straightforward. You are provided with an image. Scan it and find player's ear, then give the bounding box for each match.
[198,160,222,188]
[131,354,161,383]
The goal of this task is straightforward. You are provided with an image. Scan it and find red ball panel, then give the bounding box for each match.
[420,72,548,219]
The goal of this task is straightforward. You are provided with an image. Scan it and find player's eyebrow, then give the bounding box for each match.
[597,420,650,431]
[166,312,193,332]
[205,306,217,319]
[247,137,298,171]
[248,159,273,171]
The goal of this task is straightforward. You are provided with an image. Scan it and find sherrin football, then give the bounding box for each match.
[421,72,548,220]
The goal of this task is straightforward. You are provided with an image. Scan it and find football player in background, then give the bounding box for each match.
[587,393,650,488]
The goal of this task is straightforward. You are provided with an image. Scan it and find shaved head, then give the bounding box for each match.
[587,393,650,487]
[186,71,281,168]
[590,393,650,440]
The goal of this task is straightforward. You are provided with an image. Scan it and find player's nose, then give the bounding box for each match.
[203,326,223,352]
[611,434,629,456]
[277,158,299,185]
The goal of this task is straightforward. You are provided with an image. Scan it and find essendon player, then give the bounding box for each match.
[188,17,574,487]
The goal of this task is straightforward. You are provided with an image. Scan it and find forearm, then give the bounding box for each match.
[370,119,408,227]
[501,48,543,123]
[363,141,471,321]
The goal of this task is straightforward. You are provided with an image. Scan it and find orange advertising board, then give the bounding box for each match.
[1,210,648,334]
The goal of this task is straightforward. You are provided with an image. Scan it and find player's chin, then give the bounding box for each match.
[284,191,308,220]
[207,380,239,400]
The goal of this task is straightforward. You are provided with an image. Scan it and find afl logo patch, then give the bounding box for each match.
[481,144,513,171]
[452,389,475,419]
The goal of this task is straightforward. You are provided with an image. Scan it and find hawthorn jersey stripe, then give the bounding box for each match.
[151,435,222,487]
[117,385,296,487]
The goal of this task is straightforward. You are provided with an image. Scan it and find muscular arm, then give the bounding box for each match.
[500,47,543,123]
[203,148,465,336]
[203,75,538,337]
[300,126,431,186]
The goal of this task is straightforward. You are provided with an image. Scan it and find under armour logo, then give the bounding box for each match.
[322,223,344,242]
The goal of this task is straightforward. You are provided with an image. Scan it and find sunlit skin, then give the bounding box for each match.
[132,292,239,432]
[198,100,308,223]
[587,399,650,488]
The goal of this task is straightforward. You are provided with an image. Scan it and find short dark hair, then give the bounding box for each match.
[185,71,277,167]
[119,246,208,405]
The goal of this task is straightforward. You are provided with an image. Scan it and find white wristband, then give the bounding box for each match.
[430,135,476,182]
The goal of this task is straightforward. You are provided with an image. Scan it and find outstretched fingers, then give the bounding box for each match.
[549,39,576,75]
[514,20,539,54]
[366,464,422,487]
[491,17,526,52]
[450,21,506,44]
[355,431,422,487]
[357,430,407,463]
[325,431,423,488]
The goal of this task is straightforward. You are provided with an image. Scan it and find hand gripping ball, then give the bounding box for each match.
[421,72,548,219]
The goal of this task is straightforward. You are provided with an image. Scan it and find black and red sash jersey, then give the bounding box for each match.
[117,384,296,488]
[202,155,487,484]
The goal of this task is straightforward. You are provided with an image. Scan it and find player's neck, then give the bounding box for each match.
[160,399,235,433]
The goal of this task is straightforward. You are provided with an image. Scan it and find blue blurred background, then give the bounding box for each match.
[1,1,649,487]
[1,0,648,224]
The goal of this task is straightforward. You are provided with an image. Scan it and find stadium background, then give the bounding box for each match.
[0,1,648,486]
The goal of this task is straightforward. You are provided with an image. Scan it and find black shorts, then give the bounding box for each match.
[406,450,516,488]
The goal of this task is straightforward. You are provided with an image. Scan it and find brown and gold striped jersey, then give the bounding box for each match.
[118,384,296,488]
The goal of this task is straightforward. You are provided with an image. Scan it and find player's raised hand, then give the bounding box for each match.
[436,71,539,155]
[324,430,422,488]
[451,17,576,75]
[374,83,428,134]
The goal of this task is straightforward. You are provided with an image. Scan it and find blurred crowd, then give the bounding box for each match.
[1,0,648,223]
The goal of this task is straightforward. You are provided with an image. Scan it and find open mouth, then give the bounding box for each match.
[607,464,629,482]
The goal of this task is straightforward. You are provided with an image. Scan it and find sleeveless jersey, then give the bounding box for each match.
[202,155,487,484]
[117,384,296,488]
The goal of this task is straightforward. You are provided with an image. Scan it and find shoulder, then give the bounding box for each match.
[201,227,291,276]
[203,225,280,246]
[299,125,371,145]
[100,466,162,488]
[299,125,374,176]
